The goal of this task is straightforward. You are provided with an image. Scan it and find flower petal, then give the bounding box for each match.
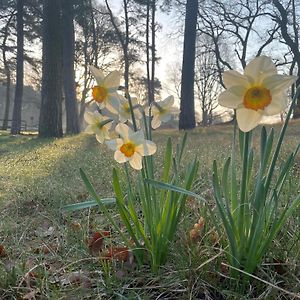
[244,56,277,81]
[160,113,172,123]
[106,138,123,151]
[105,94,120,114]
[114,150,128,163]
[85,125,94,134]
[263,74,297,95]
[103,71,120,89]
[160,95,174,108]
[115,123,133,140]
[136,140,157,156]
[89,66,104,84]
[264,93,287,116]
[151,116,161,129]
[236,107,263,132]
[129,130,144,145]
[218,86,245,109]
[84,111,94,124]
[223,70,249,88]
[129,152,142,170]
[96,134,105,144]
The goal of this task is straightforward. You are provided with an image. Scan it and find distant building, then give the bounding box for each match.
[0,83,40,130]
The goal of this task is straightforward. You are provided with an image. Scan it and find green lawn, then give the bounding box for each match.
[0,123,299,299]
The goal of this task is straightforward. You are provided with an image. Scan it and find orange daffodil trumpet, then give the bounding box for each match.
[106,123,157,170]
[147,95,178,129]
[218,56,297,132]
[89,66,120,114]
[84,111,113,144]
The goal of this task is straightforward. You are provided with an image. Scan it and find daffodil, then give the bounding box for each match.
[106,123,157,170]
[84,111,112,143]
[89,66,120,114]
[118,95,142,124]
[219,56,297,132]
[148,96,177,129]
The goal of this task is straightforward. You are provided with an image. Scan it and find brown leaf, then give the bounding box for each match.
[105,247,129,262]
[88,231,110,255]
[0,244,6,257]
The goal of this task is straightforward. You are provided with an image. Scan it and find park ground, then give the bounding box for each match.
[0,121,299,299]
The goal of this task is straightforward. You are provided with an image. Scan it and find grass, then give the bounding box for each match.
[0,122,299,299]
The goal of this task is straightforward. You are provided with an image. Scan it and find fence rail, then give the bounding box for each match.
[0,119,28,131]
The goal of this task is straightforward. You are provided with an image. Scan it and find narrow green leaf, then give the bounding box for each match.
[144,178,205,202]
[62,198,115,212]
[162,138,172,182]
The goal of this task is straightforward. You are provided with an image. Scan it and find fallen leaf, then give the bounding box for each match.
[88,231,110,255]
[70,221,82,231]
[105,247,129,262]
[0,244,6,257]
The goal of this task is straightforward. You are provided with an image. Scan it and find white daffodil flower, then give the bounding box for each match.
[218,56,297,132]
[106,123,157,170]
[118,95,142,124]
[147,95,177,129]
[84,111,112,144]
[89,66,120,114]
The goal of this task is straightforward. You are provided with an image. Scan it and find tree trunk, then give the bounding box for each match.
[62,0,80,134]
[150,0,156,103]
[179,0,198,129]
[1,11,14,130]
[273,0,300,119]
[11,0,24,134]
[39,0,63,138]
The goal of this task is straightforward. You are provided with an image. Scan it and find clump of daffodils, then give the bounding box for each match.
[219,56,297,132]
[84,66,178,169]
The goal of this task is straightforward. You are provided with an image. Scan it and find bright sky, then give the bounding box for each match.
[103,0,183,99]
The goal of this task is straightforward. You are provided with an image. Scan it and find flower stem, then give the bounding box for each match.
[238,131,250,263]
[265,86,300,191]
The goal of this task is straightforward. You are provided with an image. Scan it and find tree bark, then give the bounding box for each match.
[38,0,63,137]
[179,0,198,129]
[62,0,80,134]
[11,0,24,134]
[1,10,15,130]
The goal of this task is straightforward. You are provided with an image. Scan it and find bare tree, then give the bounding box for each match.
[198,0,279,86]
[273,0,300,118]
[38,0,63,137]
[11,0,24,134]
[195,45,221,126]
[179,0,198,130]
[62,0,80,134]
[1,7,15,130]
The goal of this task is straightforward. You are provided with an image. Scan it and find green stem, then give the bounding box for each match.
[265,87,300,191]
[238,131,250,261]
[125,89,137,131]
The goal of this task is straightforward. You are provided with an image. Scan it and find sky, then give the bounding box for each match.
[104,0,184,99]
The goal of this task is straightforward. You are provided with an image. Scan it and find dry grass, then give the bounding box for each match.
[0,122,299,299]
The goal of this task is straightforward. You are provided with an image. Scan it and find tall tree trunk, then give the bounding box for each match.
[146,0,151,105]
[179,0,198,129]
[62,0,80,134]
[150,0,156,103]
[1,11,15,130]
[38,0,63,137]
[11,0,24,134]
[123,0,129,91]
